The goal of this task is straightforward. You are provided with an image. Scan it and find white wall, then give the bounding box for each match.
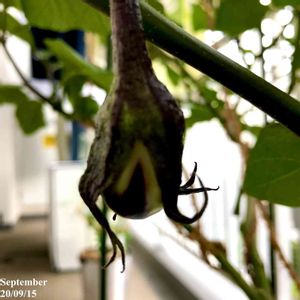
[0,106,20,225]
[0,29,55,222]
[14,124,58,212]
[0,34,31,225]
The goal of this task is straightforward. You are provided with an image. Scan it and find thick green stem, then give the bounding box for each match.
[85,0,300,137]
[214,252,260,300]
[183,224,267,300]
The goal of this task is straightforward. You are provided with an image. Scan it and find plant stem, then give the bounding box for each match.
[2,42,73,119]
[257,201,300,292]
[241,198,272,295]
[2,41,97,128]
[214,251,262,300]
[109,0,152,80]
[213,252,268,300]
[268,204,277,297]
[85,0,300,137]
[184,225,265,300]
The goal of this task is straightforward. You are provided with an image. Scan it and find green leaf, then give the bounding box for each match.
[244,124,300,207]
[192,4,208,31]
[168,0,184,26]
[45,39,113,91]
[166,65,180,85]
[73,96,99,119]
[201,86,218,102]
[21,0,110,36]
[201,86,225,109]
[272,0,300,8]
[63,75,85,102]
[0,86,45,134]
[241,123,262,137]
[185,103,215,128]
[0,0,22,9]
[216,0,267,36]
[145,0,164,14]
[0,85,28,104]
[0,12,33,45]
[185,84,224,128]
[15,100,45,134]
[63,75,98,119]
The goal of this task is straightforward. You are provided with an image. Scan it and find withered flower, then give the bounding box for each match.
[79,0,218,271]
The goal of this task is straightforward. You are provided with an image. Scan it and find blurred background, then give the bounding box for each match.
[1,0,300,299]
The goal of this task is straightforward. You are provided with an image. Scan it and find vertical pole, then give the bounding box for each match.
[269,204,277,298]
[100,203,108,300]
[71,121,83,160]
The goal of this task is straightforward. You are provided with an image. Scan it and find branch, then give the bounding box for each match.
[3,41,97,128]
[182,225,265,300]
[85,0,300,137]
[2,42,73,119]
[256,201,300,292]
[241,198,272,295]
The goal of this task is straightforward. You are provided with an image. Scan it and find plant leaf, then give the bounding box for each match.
[0,12,33,45]
[241,123,262,137]
[0,0,22,9]
[63,75,85,103]
[145,0,164,14]
[272,0,300,8]
[168,0,184,26]
[166,65,180,85]
[0,85,28,104]
[63,75,98,119]
[73,96,99,120]
[216,0,267,36]
[21,0,110,36]
[15,100,45,134]
[185,103,215,128]
[244,124,300,206]
[0,86,45,134]
[45,39,113,91]
[192,4,208,31]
